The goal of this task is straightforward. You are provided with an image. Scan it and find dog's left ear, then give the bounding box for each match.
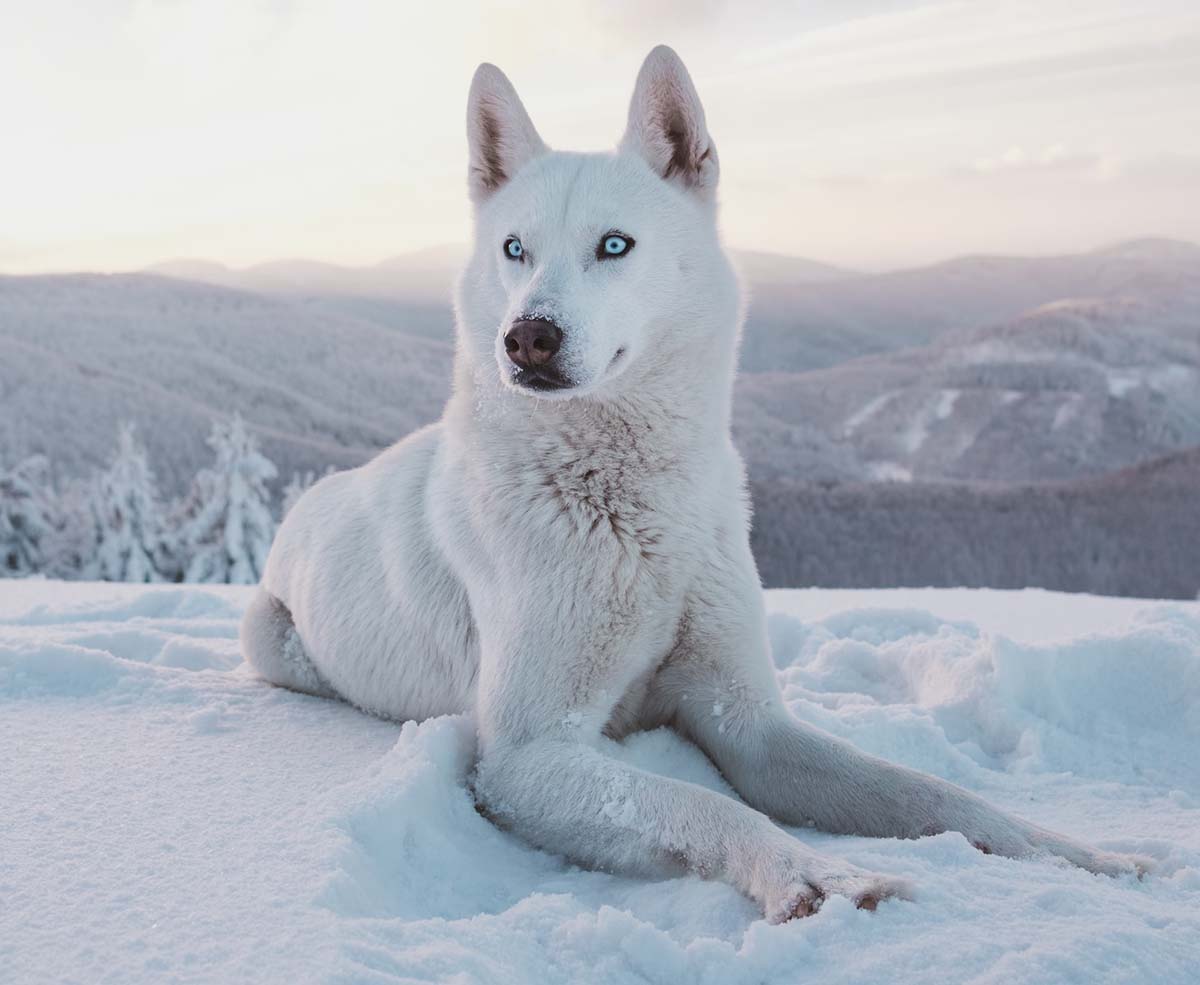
[621,46,718,200]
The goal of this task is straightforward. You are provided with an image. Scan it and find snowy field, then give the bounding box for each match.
[3,580,1199,985]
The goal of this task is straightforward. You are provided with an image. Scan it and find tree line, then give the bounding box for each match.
[0,416,321,584]
[6,418,1197,598]
[749,463,1200,600]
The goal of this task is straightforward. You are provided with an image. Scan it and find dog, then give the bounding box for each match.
[241,46,1148,921]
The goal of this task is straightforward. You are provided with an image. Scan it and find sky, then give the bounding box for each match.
[2,0,1199,274]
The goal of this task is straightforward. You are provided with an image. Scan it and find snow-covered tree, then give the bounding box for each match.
[177,415,278,584]
[0,455,57,577]
[85,425,169,582]
[42,478,98,580]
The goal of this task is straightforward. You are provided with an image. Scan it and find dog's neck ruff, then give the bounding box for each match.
[451,345,732,481]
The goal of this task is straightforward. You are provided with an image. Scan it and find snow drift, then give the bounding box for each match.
[2,582,1198,984]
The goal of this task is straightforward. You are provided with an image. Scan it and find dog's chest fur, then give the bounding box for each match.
[460,395,711,593]
[432,387,720,732]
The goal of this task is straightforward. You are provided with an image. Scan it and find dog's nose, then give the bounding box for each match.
[504,319,562,369]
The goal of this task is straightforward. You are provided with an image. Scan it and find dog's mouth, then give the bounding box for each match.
[504,346,630,398]
[509,365,574,393]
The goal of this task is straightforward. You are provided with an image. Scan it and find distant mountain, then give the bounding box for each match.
[739,289,1200,484]
[146,239,1200,378]
[733,250,857,286]
[148,244,467,305]
[148,244,855,302]
[751,446,1200,598]
[148,249,463,342]
[0,274,451,495]
[739,237,1200,373]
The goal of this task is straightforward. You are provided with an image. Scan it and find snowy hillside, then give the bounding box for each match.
[751,448,1200,596]
[738,290,1200,484]
[0,273,451,494]
[148,248,465,342]
[2,581,1197,984]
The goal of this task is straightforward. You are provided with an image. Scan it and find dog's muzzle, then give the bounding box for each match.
[505,318,572,391]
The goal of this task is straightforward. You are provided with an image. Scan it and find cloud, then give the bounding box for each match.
[2,0,1198,272]
[961,145,1108,177]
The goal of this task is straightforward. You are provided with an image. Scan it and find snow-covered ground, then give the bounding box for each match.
[3,581,1198,984]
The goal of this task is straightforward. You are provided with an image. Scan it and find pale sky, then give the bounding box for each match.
[3,0,1199,273]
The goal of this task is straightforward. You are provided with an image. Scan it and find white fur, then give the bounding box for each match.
[243,46,1149,920]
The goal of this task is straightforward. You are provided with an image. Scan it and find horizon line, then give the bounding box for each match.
[4,234,1197,281]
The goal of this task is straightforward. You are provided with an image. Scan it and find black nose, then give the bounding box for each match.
[504,318,562,370]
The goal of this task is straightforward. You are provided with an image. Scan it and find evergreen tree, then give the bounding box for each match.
[87,424,168,582]
[43,477,99,581]
[0,455,57,577]
[178,415,278,584]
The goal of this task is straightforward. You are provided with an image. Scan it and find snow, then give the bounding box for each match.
[935,388,961,420]
[2,581,1198,984]
[842,392,894,436]
[1106,363,1196,399]
[867,461,914,482]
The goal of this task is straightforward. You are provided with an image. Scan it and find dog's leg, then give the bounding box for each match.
[471,638,910,921]
[656,550,1151,878]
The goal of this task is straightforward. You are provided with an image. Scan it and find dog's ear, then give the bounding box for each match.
[466,63,547,205]
[620,46,718,200]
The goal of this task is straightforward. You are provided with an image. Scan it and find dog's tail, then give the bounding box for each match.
[240,587,336,699]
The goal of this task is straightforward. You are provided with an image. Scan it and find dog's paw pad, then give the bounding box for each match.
[788,892,824,919]
[768,885,825,924]
[829,872,913,907]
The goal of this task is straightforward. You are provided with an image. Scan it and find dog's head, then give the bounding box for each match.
[454,46,737,401]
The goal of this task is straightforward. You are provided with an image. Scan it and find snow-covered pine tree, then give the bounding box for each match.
[178,415,278,584]
[44,477,100,580]
[0,455,57,577]
[87,424,169,582]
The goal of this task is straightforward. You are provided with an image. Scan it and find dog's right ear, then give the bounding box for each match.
[466,64,547,205]
[621,46,718,201]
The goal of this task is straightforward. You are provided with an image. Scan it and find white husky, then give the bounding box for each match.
[242,46,1147,920]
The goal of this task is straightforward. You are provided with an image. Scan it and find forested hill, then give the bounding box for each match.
[751,447,1200,598]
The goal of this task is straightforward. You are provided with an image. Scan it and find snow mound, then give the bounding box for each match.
[770,603,1200,789]
[2,582,1198,984]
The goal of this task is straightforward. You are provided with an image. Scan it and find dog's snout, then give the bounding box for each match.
[504,319,562,370]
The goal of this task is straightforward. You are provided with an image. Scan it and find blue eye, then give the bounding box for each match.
[504,237,523,261]
[598,233,634,260]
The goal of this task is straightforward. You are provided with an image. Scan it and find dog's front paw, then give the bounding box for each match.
[763,866,912,924]
[765,880,825,923]
[1072,847,1155,880]
[820,870,914,913]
